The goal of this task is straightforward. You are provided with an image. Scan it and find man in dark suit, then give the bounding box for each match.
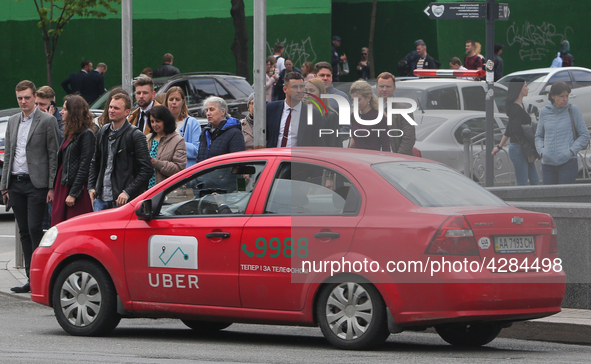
[61,60,93,95]
[266,72,325,148]
[80,62,107,105]
[1,80,60,293]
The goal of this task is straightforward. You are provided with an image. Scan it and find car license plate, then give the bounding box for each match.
[494,236,535,253]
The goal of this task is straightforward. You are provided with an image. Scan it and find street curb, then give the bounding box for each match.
[499,320,591,346]
[0,257,31,300]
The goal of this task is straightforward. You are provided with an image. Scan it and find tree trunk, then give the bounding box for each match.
[230,0,249,82]
[368,0,377,79]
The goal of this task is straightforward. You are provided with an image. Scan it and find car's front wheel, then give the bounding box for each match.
[52,260,120,336]
[435,323,502,347]
[317,282,389,350]
[181,320,232,333]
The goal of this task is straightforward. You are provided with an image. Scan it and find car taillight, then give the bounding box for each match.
[549,218,558,254]
[412,147,421,157]
[425,216,479,256]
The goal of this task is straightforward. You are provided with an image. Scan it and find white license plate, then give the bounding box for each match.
[494,236,535,253]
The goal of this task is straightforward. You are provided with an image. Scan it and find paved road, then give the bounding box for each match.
[1,293,591,364]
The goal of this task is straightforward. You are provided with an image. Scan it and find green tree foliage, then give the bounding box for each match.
[19,0,121,86]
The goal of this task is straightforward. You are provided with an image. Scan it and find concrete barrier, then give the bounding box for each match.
[486,185,591,309]
[488,184,591,203]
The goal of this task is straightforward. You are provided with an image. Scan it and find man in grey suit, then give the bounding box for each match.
[0,80,59,293]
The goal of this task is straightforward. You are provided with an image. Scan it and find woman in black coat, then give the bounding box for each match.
[51,95,96,226]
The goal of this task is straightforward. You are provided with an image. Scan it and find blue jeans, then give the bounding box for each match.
[542,158,578,185]
[93,198,116,211]
[509,143,539,186]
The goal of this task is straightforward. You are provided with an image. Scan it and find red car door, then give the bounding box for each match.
[124,160,269,307]
[240,159,364,311]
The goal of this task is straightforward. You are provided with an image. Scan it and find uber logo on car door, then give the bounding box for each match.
[149,235,198,269]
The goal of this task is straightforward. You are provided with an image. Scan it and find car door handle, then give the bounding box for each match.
[535,99,544,103]
[314,232,340,239]
[206,232,231,239]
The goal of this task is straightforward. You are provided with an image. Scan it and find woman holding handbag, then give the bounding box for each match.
[492,78,540,185]
[534,81,590,184]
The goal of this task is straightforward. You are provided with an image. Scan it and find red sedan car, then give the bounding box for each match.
[31,148,565,350]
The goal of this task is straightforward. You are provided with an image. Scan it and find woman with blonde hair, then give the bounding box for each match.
[51,95,96,226]
[304,78,340,147]
[348,80,390,151]
[164,86,201,167]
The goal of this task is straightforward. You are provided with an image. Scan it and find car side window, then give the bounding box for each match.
[454,117,486,144]
[426,87,459,110]
[547,71,573,88]
[571,70,591,89]
[264,162,361,216]
[187,78,218,106]
[462,86,486,111]
[158,162,266,217]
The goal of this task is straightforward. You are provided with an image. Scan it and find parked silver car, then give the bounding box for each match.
[413,110,516,185]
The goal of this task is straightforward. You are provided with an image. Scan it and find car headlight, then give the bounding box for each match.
[39,226,59,247]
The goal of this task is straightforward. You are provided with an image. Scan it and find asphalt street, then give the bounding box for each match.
[2,293,591,364]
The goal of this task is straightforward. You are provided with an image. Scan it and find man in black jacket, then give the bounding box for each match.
[153,53,180,78]
[398,40,440,76]
[88,93,153,211]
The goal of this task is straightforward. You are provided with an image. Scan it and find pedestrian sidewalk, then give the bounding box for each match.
[1,250,591,344]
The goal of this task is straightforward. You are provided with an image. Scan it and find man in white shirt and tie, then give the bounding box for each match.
[128,77,160,135]
[266,72,324,148]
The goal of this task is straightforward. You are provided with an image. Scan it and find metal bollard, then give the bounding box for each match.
[462,129,472,179]
[14,221,24,269]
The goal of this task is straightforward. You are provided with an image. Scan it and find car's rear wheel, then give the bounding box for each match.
[181,320,232,333]
[317,282,389,350]
[435,323,502,347]
[52,260,120,336]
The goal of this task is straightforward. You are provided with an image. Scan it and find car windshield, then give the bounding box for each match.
[394,89,424,109]
[498,73,547,86]
[225,78,254,99]
[90,81,166,110]
[373,161,507,207]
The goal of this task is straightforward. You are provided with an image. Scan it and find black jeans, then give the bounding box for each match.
[9,178,48,278]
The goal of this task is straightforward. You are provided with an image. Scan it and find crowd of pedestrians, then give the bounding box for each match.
[5,37,587,294]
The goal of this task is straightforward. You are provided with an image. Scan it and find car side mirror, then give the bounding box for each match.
[135,199,153,221]
[541,84,552,95]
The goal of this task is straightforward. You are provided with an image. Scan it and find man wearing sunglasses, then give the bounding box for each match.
[357,47,370,80]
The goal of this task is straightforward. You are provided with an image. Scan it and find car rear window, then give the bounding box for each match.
[372,161,507,207]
